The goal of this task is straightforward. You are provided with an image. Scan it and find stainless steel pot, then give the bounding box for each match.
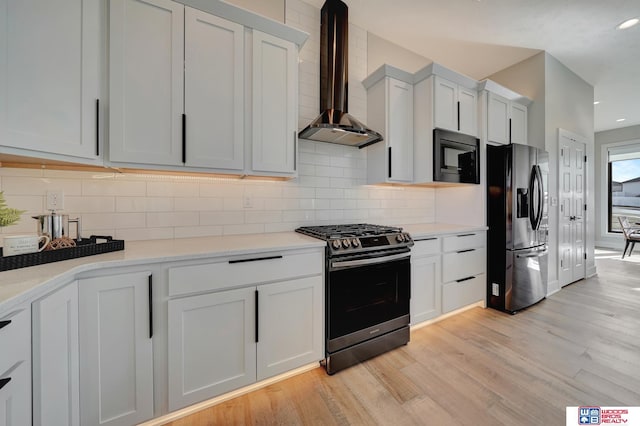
[32,213,82,241]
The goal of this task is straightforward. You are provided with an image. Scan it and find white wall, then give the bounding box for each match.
[595,124,640,249]
[488,52,595,292]
[0,0,437,243]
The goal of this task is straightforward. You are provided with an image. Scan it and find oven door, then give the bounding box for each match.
[326,250,410,353]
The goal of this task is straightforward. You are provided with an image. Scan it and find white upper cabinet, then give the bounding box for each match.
[251,30,298,176]
[482,80,530,146]
[434,76,478,137]
[109,1,302,177]
[509,102,528,145]
[109,0,184,166]
[185,8,244,170]
[0,0,101,162]
[363,65,414,184]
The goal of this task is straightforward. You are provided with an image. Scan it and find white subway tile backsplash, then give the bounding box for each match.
[0,1,437,243]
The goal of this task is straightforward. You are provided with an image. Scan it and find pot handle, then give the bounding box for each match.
[69,217,82,242]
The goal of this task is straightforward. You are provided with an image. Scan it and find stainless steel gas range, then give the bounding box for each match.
[296,224,413,374]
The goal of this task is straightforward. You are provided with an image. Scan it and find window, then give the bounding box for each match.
[607,143,640,232]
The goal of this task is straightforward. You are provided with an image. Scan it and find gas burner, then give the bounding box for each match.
[296,224,412,256]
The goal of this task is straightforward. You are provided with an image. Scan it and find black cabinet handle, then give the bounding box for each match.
[457,248,476,254]
[148,275,153,339]
[0,377,11,391]
[456,233,476,237]
[228,255,283,264]
[457,101,460,131]
[388,147,392,178]
[255,290,259,343]
[509,118,512,143]
[0,320,10,330]
[293,131,297,171]
[96,99,100,156]
[456,276,475,283]
[415,237,438,242]
[182,113,186,163]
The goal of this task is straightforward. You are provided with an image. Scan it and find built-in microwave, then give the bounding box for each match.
[433,128,480,184]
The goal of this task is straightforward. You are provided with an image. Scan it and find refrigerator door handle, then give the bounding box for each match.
[529,165,543,230]
[516,249,548,259]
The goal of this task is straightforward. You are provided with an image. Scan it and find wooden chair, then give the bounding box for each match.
[618,216,640,258]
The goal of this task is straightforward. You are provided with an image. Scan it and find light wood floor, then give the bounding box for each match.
[165,252,640,425]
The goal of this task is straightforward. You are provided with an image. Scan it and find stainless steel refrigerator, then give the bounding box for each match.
[487,143,548,313]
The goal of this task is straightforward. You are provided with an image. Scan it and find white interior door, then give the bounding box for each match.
[559,133,586,287]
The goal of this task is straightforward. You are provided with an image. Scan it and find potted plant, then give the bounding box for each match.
[0,191,25,227]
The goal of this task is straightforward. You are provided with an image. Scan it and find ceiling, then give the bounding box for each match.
[303,0,640,133]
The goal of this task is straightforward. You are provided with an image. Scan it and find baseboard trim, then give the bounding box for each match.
[586,266,597,278]
[139,362,322,426]
[547,280,560,296]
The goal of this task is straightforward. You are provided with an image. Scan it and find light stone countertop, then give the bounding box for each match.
[401,223,488,239]
[0,232,325,312]
[0,223,486,313]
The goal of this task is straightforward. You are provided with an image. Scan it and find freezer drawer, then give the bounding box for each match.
[506,248,548,312]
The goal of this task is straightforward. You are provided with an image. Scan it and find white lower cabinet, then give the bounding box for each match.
[168,287,257,411]
[441,232,486,314]
[168,274,323,411]
[79,272,154,426]
[32,281,80,426]
[257,277,323,380]
[410,238,441,324]
[166,250,324,412]
[0,308,31,426]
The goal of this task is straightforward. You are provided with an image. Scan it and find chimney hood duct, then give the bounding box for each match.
[298,0,383,148]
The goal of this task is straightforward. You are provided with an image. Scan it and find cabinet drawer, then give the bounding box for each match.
[442,232,485,252]
[0,308,31,377]
[169,250,323,297]
[412,237,440,257]
[442,274,486,314]
[442,247,486,283]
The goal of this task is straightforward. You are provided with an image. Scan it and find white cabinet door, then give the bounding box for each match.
[79,272,154,426]
[185,8,244,170]
[0,360,30,426]
[458,87,478,137]
[410,254,441,325]
[32,282,80,426]
[510,102,528,145]
[434,77,477,137]
[433,77,457,132]
[0,308,31,426]
[487,92,510,145]
[168,287,256,411]
[109,0,184,165]
[252,30,297,175]
[442,274,486,314]
[257,276,323,380]
[0,0,100,160]
[388,78,414,183]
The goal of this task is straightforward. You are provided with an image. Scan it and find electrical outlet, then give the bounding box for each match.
[46,190,64,211]
[492,283,500,296]
[243,196,253,208]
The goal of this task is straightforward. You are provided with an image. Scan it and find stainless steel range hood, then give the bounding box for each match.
[298,0,383,148]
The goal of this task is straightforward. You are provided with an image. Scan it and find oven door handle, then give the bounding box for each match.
[331,252,410,269]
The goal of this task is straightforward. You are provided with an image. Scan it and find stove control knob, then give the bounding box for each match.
[403,233,412,242]
[332,240,341,250]
[342,239,351,248]
[396,234,405,242]
[351,238,360,247]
